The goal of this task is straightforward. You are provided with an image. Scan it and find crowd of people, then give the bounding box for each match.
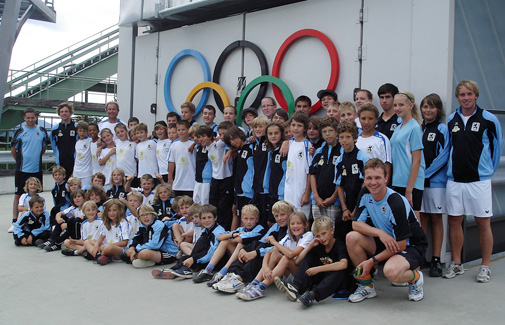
[9,79,502,308]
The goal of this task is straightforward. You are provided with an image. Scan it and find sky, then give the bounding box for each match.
[10,0,120,70]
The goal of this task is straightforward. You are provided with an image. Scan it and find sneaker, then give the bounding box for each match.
[38,240,51,249]
[132,259,156,268]
[213,273,232,290]
[7,223,14,233]
[274,276,299,301]
[61,249,76,256]
[152,268,176,279]
[193,270,213,283]
[171,266,193,279]
[236,285,265,301]
[44,243,61,252]
[96,255,111,265]
[476,265,491,283]
[443,262,464,279]
[429,261,443,277]
[159,252,176,265]
[235,283,254,299]
[297,291,315,308]
[207,272,224,287]
[81,251,95,261]
[217,273,244,293]
[34,239,46,247]
[348,284,376,303]
[408,271,424,301]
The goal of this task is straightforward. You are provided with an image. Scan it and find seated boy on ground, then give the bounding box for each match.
[13,197,50,246]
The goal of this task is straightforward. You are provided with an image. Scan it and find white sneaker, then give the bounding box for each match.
[348,284,376,303]
[443,262,464,279]
[408,271,424,301]
[7,223,14,233]
[476,265,491,283]
[217,273,244,293]
[132,259,156,268]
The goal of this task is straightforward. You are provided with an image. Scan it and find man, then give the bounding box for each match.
[9,107,49,232]
[50,102,77,178]
[260,97,277,120]
[98,101,123,138]
[294,95,312,115]
[444,80,503,283]
[316,89,338,111]
[375,83,401,139]
[346,158,427,302]
[202,104,218,136]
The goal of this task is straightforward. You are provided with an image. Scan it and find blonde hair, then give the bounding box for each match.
[152,183,174,204]
[455,80,479,98]
[188,124,200,137]
[52,166,66,177]
[241,204,260,219]
[82,201,98,215]
[272,200,294,215]
[188,203,202,218]
[127,191,143,203]
[137,204,156,217]
[110,168,125,186]
[251,116,270,128]
[396,91,421,123]
[338,101,356,114]
[67,177,82,189]
[23,177,42,193]
[311,216,333,234]
[178,195,194,208]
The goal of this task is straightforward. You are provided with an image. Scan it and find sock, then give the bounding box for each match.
[73,250,79,256]
[257,282,267,291]
[219,267,228,276]
[410,270,420,283]
[251,279,260,286]
[358,274,373,287]
[205,263,215,274]
[432,256,440,263]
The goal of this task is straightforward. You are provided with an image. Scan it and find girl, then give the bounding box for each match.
[152,183,175,220]
[62,200,103,257]
[272,108,289,125]
[114,123,137,180]
[98,128,116,189]
[223,105,245,133]
[390,91,425,220]
[106,168,128,200]
[420,93,450,277]
[84,198,130,265]
[264,123,287,226]
[237,212,314,300]
[18,177,45,214]
[86,185,107,213]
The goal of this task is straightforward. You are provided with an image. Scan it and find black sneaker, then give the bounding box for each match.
[171,266,193,279]
[61,249,76,256]
[193,270,213,283]
[297,291,315,308]
[34,239,46,247]
[44,243,61,252]
[38,240,51,249]
[81,251,95,260]
[119,253,131,264]
[274,276,300,301]
[429,261,443,277]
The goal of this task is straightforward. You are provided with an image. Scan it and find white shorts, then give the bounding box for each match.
[193,182,210,205]
[78,176,92,188]
[420,187,446,214]
[446,179,493,218]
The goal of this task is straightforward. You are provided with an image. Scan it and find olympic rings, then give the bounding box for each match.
[186,82,231,108]
[236,75,294,124]
[164,49,211,116]
[272,29,340,114]
[212,40,269,112]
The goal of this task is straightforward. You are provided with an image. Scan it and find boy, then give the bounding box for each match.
[308,116,324,150]
[326,102,340,120]
[202,105,218,136]
[251,116,270,227]
[170,204,225,278]
[354,89,373,109]
[126,174,156,205]
[240,107,258,137]
[356,103,392,179]
[168,120,196,197]
[339,101,361,128]
[310,117,342,226]
[193,204,265,284]
[167,123,178,142]
[316,89,338,110]
[194,126,214,205]
[121,191,144,238]
[295,95,312,115]
[216,200,293,293]
[275,216,349,308]
[50,166,70,226]
[73,121,93,187]
[128,117,139,130]
[284,112,313,217]
[166,111,181,126]
[376,83,401,139]
[135,123,158,178]
[88,122,103,175]
[13,197,50,246]
[115,123,137,181]
[171,197,197,251]
[154,122,171,182]
[180,101,197,125]
[333,120,369,243]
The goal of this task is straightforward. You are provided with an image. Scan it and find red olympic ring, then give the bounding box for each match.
[271,29,340,114]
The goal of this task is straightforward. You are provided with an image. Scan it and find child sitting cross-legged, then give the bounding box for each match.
[62,201,102,258]
[13,196,50,246]
[275,216,349,308]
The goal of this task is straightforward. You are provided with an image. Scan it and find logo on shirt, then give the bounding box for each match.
[241,150,248,159]
[275,154,281,164]
[147,144,152,149]
[333,156,338,165]
[452,125,460,133]
[471,122,480,132]
[381,205,387,215]
[390,124,397,131]
[179,157,189,167]
[318,158,324,166]
[352,164,359,174]
[427,133,436,141]
[37,132,40,136]
[70,130,75,136]
[28,219,34,225]
[297,150,303,159]
[342,166,347,176]
[366,145,373,153]
[262,143,267,151]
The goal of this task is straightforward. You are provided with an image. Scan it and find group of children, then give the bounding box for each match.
[13,84,454,307]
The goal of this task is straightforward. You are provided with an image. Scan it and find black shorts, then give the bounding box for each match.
[392,186,423,211]
[374,238,425,270]
[15,171,43,195]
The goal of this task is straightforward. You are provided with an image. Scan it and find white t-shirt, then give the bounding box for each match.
[90,140,104,174]
[284,139,312,209]
[81,218,102,240]
[127,214,141,239]
[193,225,202,243]
[98,119,123,139]
[207,139,233,179]
[356,131,392,163]
[74,137,93,178]
[279,231,314,252]
[18,193,46,210]
[63,206,84,219]
[115,139,137,177]
[168,139,196,191]
[99,147,116,187]
[156,138,172,176]
[130,188,155,205]
[100,218,130,244]
[177,217,195,233]
[136,139,158,177]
